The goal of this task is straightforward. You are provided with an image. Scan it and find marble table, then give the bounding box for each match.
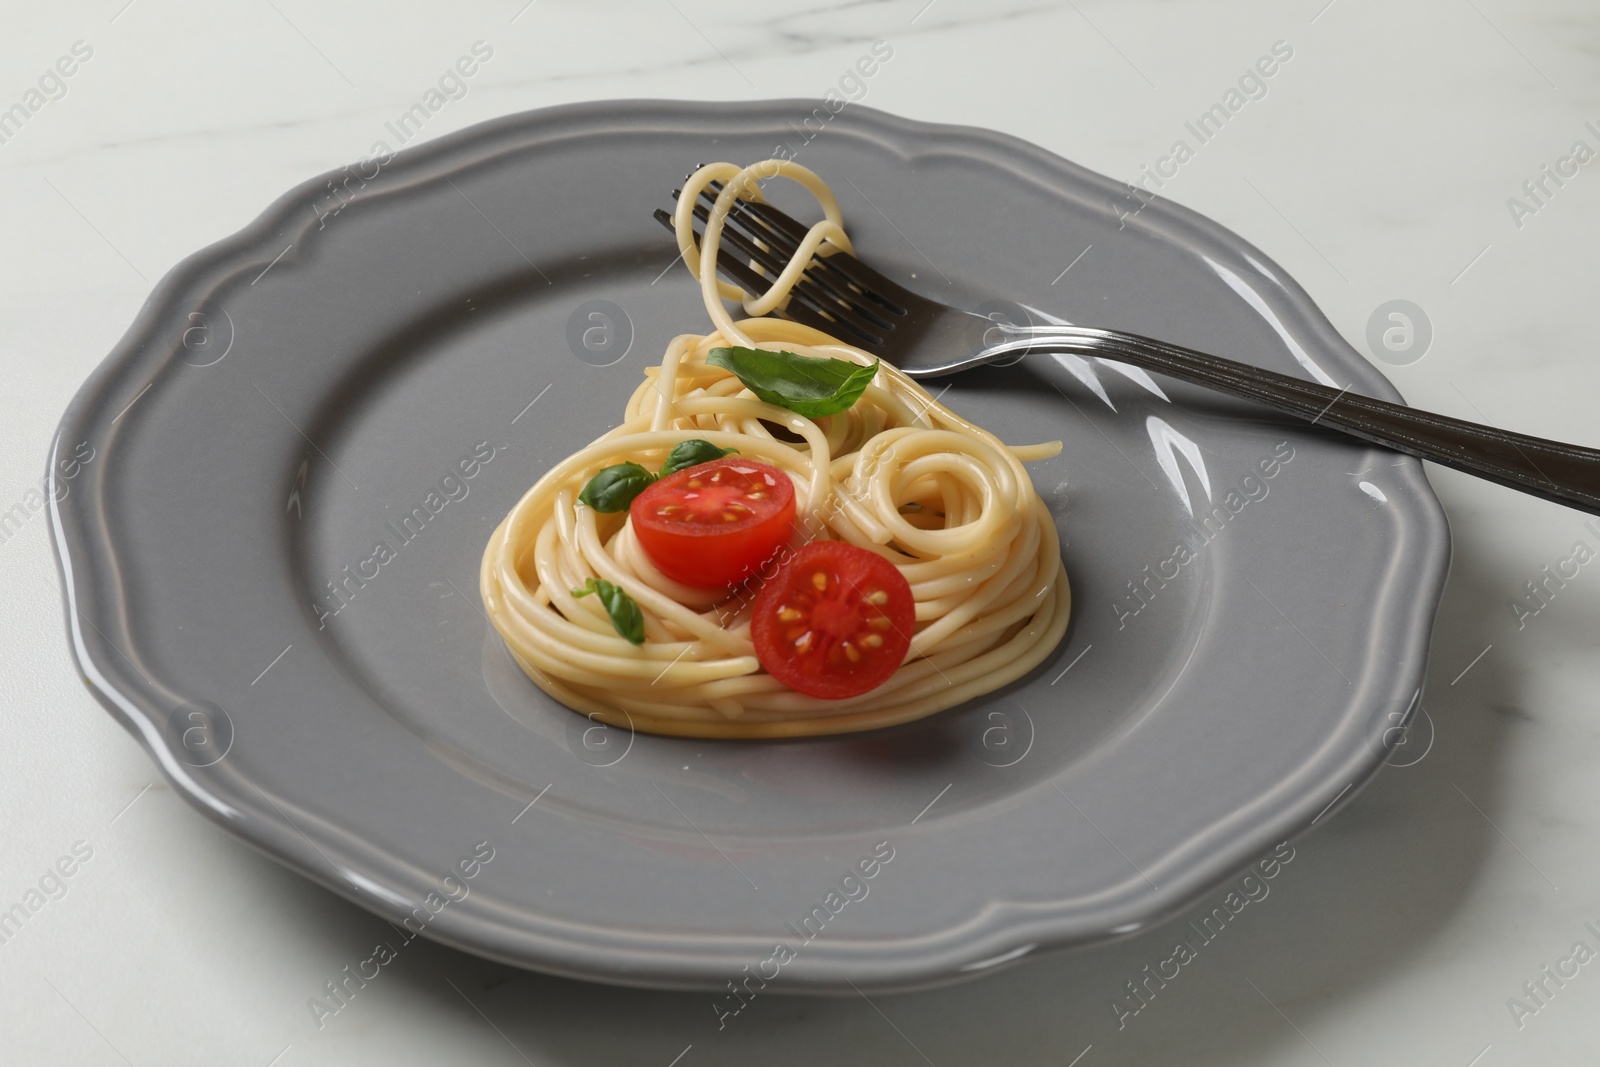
[3,1,1598,1063]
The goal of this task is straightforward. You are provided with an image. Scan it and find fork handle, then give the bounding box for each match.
[1000,324,1600,516]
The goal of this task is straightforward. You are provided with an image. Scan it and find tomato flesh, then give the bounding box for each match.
[751,541,915,699]
[630,457,796,588]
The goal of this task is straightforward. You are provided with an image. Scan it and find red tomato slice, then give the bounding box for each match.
[751,541,915,699]
[630,457,796,588]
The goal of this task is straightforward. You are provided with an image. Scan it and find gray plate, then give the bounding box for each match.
[48,99,1449,993]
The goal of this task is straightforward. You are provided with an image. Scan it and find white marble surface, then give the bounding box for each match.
[4,0,1600,1063]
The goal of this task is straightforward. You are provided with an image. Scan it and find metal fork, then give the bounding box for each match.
[655,186,1600,516]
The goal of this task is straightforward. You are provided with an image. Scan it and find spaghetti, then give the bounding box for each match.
[480,160,1071,738]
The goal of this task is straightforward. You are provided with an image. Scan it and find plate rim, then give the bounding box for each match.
[48,97,1452,992]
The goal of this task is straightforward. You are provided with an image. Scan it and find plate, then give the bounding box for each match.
[48,100,1449,992]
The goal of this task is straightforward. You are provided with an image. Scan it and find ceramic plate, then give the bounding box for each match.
[48,100,1449,992]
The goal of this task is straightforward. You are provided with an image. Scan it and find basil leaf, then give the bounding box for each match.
[571,577,645,645]
[577,462,655,513]
[707,346,878,418]
[659,439,738,478]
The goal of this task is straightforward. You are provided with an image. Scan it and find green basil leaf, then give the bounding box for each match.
[577,462,655,513]
[571,577,645,645]
[659,439,738,478]
[707,346,878,419]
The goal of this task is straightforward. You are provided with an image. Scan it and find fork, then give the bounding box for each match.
[655,186,1600,516]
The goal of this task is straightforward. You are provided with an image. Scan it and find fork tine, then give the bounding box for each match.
[651,209,773,306]
[759,289,868,345]
[651,208,887,349]
[694,186,892,314]
[678,199,895,341]
[679,188,898,331]
[699,184,912,317]
[691,183,915,321]
[678,201,791,282]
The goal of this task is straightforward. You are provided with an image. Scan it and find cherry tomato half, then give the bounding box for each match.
[751,541,916,699]
[630,457,796,588]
